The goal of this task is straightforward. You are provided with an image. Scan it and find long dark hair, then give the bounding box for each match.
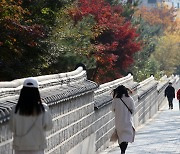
[15,87,45,115]
[113,85,130,98]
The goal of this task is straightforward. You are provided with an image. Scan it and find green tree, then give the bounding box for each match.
[127,16,162,81]
[45,5,96,74]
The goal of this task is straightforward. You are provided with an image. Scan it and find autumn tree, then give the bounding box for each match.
[133,5,180,78]
[0,0,45,80]
[129,4,178,81]
[0,0,141,83]
[135,5,176,31]
[69,0,141,83]
[174,16,180,75]
[0,0,79,80]
[152,32,180,75]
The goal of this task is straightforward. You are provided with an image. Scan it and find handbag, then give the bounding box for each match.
[110,129,118,142]
[15,117,38,137]
[120,98,132,114]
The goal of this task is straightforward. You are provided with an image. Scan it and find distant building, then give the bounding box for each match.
[140,0,161,8]
[139,0,180,9]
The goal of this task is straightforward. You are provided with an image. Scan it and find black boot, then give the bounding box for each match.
[120,142,128,154]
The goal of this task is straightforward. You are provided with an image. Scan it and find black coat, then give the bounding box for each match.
[165,86,175,98]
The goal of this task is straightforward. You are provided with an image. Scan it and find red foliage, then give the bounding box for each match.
[69,0,141,83]
[0,0,44,50]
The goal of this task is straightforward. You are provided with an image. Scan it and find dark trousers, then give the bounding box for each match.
[167,97,173,109]
[119,142,128,153]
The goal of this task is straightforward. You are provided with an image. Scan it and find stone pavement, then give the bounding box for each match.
[99,99,180,154]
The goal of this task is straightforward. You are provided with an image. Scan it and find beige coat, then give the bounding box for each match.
[112,95,135,144]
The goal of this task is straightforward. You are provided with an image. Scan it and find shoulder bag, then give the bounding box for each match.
[120,98,132,114]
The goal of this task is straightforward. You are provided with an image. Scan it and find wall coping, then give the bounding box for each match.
[0,67,86,98]
[0,67,84,88]
[0,67,98,123]
[94,74,138,109]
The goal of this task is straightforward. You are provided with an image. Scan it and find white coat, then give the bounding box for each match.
[9,103,53,151]
[112,95,135,144]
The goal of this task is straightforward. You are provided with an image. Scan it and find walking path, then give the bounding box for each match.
[99,99,180,154]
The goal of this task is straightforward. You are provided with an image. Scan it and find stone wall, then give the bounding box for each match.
[94,74,180,153]
[0,67,179,154]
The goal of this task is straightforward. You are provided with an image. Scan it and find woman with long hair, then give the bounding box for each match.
[9,78,53,154]
[112,85,135,154]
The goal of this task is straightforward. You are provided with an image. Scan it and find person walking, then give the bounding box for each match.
[9,78,53,154]
[165,82,175,109]
[177,88,180,110]
[112,85,135,154]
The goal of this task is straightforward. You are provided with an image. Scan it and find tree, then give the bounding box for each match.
[153,32,180,75]
[69,0,141,83]
[128,16,162,81]
[129,4,178,81]
[45,4,97,74]
[0,0,79,80]
[135,5,176,31]
[0,0,45,80]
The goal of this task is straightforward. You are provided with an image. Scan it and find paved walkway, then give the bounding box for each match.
[99,99,180,154]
